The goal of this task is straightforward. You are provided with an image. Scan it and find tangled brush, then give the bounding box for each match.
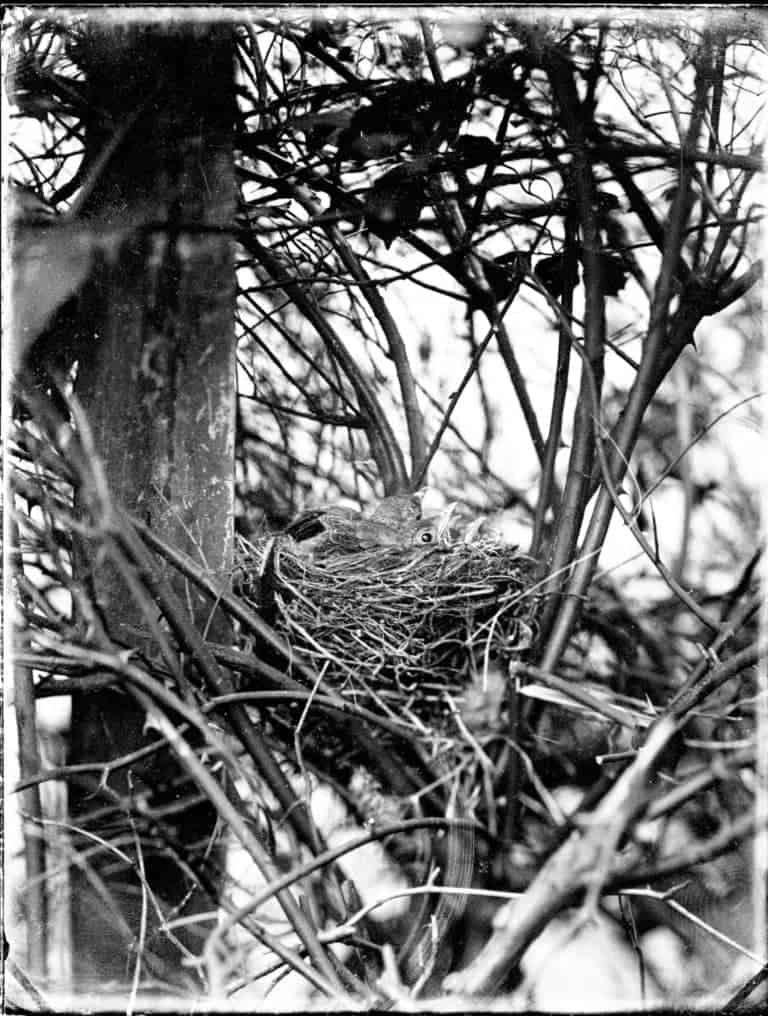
[236,527,537,730]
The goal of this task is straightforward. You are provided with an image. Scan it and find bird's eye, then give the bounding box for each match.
[419,530,434,543]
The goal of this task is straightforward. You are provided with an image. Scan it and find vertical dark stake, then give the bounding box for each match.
[67,22,236,989]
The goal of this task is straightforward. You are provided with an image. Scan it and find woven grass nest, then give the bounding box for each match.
[237,516,537,730]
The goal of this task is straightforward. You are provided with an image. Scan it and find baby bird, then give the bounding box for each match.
[283,500,455,557]
[283,505,364,555]
[283,505,359,543]
[355,504,457,551]
[368,490,425,529]
[352,515,441,550]
[408,518,444,547]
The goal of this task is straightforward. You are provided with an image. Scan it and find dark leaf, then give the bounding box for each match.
[484,250,531,303]
[364,164,428,247]
[442,249,529,306]
[662,183,679,203]
[596,252,629,296]
[305,18,337,49]
[453,134,499,168]
[595,190,621,213]
[338,78,471,164]
[478,53,532,103]
[352,80,435,134]
[534,253,579,300]
[494,250,532,273]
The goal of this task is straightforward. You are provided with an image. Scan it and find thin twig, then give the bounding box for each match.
[12,662,48,980]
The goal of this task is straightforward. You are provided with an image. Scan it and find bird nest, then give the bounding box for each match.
[236,530,537,730]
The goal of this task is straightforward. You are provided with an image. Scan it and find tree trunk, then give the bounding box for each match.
[67,23,236,993]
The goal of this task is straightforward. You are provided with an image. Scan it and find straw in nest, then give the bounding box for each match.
[236,519,536,726]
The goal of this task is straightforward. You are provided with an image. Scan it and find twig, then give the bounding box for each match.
[639,391,765,505]
[754,551,768,1000]
[613,811,764,890]
[530,225,576,557]
[444,715,677,996]
[117,507,325,856]
[663,895,767,969]
[535,42,606,642]
[284,173,427,484]
[514,662,652,729]
[130,685,346,997]
[538,31,725,670]
[131,514,317,683]
[590,418,722,632]
[206,814,480,964]
[422,170,547,466]
[494,320,547,465]
[725,963,768,1010]
[411,316,500,491]
[12,662,48,980]
[125,773,148,1016]
[643,745,756,822]
[668,637,768,723]
[240,230,408,492]
[4,957,52,1010]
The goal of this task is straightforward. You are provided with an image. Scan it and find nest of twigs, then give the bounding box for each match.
[237,530,537,731]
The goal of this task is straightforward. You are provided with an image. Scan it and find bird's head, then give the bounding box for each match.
[407,502,458,548]
[369,488,427,526]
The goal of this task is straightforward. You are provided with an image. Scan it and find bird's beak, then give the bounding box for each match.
[437,502,459,543]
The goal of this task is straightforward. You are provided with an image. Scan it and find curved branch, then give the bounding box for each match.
[328,224,428,485]
[239,231,409,492]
